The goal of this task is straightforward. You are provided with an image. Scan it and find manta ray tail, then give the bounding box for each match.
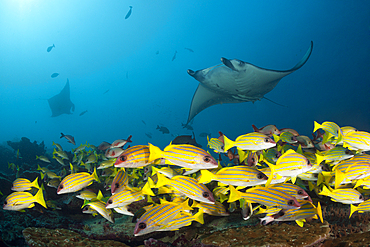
[262,97,287,107]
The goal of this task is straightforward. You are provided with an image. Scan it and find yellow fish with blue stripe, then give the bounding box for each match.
[111,168,129,194]
[81,198,114,223]
[198,166,267,187]
[133,199,192,236]
[350,199,370,218]
[343,131,370,151]
[223,132,276,152]
[157,210,204,231]
[228,185,301,209]
[57,167,100,194]
[106,181,154,209]
[3,188,47,211]
[192,201,229,216]
[313,121,343,144]
[11,177,40,192]
[148,143,218,170]
[319,185,364,204]
[156,173,215,204]
[207,135,225,153]
[265,149,312,186]
[114,145,156,168]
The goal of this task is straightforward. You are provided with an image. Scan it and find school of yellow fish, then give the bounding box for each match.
[4,121,370,236]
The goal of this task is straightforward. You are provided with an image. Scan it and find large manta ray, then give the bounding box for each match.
[186,41,313,123]
[48,79,75,117]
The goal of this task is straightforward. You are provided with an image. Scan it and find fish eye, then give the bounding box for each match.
[297,190,303,195]
[138,222,146,229]
[278,211,285,216]
[257,173,264,179]
[345,150,351,155]
[203,156,211,163]
[115,183,119,188]
[264,138,269,142]
[287,200,294,206]
[360,195,364,200]
[4,201,7,205]
[202,191,210,198]
[120,155,127,162]
[251,158,255,162]
[144,167,149,173]
[108,199,113,204]
[82,206,89,210]
[59,184,64,189]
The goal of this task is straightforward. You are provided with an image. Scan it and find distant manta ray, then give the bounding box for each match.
[186,41,313,123]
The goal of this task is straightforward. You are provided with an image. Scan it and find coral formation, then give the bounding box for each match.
[200,221,331,247]
[23,227,130,247]
[7,137,46,167]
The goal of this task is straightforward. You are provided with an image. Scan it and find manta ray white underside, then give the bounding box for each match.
[186,41,313,123]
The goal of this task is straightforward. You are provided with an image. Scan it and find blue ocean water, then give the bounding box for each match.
[0,0,369,152]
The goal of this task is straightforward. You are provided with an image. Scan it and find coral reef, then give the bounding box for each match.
[23,227,130,247]
[322,231,370,247]
[200,221,331,247]
[7,137,46,168]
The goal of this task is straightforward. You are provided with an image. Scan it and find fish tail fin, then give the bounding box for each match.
[313,121,321,133]
[155,173,170,188]
[31,177,40,190]
[354,179,363,189]
[34,187,47,208]
[181,198,193,211]
[92,167,100,183]
[317,202,323,223]
[228,185,242,203]
[193,210,204,224]
[148,143,163,163]
[141,180,155,196]
[60,133,65,138]
[315,152,325,165]
[272,134,280,143]
[264,161,275,187]
[37,164,42,171]
[295,219,305,227]
[198,169,215,184]
[350,204,358,218]
[319,185,331,197]
[223,135,235,151]
[335,168,346,189]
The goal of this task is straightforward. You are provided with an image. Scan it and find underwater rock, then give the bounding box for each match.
[200,221,330,247]
[322,230,370,246]
[23,227,130,247]
[7,137,46,166]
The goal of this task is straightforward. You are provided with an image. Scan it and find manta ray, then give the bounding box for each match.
[186,41,313,123]
[48,79,75,117]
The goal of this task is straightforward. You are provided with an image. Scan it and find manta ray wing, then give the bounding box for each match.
[48,79,75,117]
[187,83,244,123]
[187,41,313,123]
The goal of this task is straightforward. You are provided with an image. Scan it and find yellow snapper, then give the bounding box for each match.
[319,185,364,204]
[11,177,40,192]
[82,200,114,223]
[52,141,63,151]
[313,121,343,144]
[57,167,100,194]
[133,199,192,236]
[157,210,204,231]
[223,132,276,152]
[315,146,353,165]
[260,200,323,227]
[114,145,154,168]
[53,149,69,160]
[350,199,370,218]
[273,132,298,144]
[97,159,116,169]
[76,190,97,200]
[156,173,215,204]
[106,182,154,209]
[111,168,129,194]
[192,201,229,216]
[207,136,225,153]
[36,155,51,163]
[148,143,218,170]
[198,166,268,187]
[228,185,301,209]
[151,166,183,178]
[3,189,47,211]
[343,131,370,151]
[265,149,312,186]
